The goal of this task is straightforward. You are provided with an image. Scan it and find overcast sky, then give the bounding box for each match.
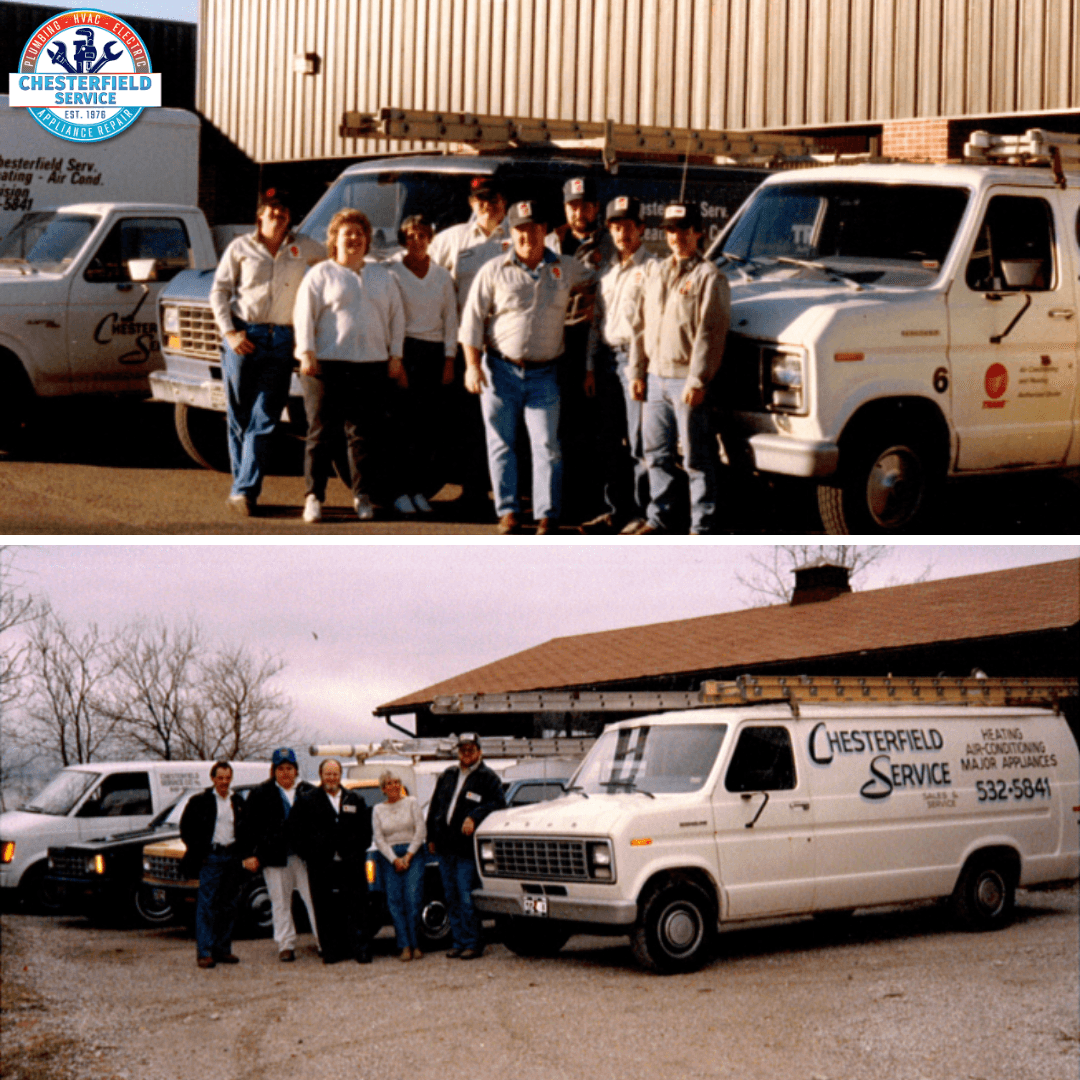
[7,543,1076,757]
[9,0,198,25]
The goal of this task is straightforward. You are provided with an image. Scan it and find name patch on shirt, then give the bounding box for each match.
[342,804,357,813]
[465,791,482,803]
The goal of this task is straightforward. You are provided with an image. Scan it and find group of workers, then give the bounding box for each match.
[180,734,506,968]
[210,174,730,534]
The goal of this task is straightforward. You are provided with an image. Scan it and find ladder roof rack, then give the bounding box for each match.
[431,675,1078,718]
[310,736,596,762]
[963,129,1079,186]
[340,107,816,166]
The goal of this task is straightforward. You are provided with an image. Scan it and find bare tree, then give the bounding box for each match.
[736,546,931,606]
[196,645,296,759]
[0,548,41,805]
[21,605,123,765]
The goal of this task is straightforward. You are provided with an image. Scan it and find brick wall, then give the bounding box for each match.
[881,119,955,162]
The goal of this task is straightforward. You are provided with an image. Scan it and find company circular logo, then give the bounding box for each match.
[984,362,1008,399]
[13,10,160,143]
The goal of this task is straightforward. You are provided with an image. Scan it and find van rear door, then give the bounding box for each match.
[713,723,815,918]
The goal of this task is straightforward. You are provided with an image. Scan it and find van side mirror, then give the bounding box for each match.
[127,258,157,283]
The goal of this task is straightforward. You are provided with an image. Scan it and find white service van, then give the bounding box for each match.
[472,678,1079,973]
[0,759,268,907]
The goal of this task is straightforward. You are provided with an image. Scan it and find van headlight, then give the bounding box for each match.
[162,305,180,334]
[765,349,806,413]
[587,841,614,881]
[478,840,496,875]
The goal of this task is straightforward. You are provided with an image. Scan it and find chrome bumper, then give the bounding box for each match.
[748,432,839,478]
[473,888,638,926]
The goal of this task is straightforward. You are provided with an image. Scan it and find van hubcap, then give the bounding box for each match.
[661,906,700,951]
[976,871,1004,914]
[866,446,924,528]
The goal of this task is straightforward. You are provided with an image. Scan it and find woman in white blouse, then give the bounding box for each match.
[293,208,406,523]
[387,214,459,515]
[372,769,427,961]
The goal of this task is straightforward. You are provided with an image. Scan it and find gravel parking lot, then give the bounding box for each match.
[2,886,1077,1080]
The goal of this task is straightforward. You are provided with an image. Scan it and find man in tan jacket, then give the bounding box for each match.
[628,202,730,534]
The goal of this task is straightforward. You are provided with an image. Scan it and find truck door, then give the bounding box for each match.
[947,189,1077,470]
[713,724,815,919]
[66,216,194,393]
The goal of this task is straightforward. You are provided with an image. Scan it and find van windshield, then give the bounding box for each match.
[298,172,477,255]
[716,182,970,286]
[571,723,727,794]
[0,211,99,271]
[23,770,99,815]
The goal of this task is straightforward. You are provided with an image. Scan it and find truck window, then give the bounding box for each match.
[0,211,98,271]
[719,182,969,285]
[507,781,565,806]
[76,771,152,817]
[83,217,193,283]
[964,195,1055,293]
[724,726,796,792]
[573,723,728,794]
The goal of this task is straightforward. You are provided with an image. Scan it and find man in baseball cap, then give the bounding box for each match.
[425,733,505,958]
[579,194,654,534]
[626,199,729,534]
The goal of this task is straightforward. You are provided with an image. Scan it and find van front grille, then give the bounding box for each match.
[490,838,587,881]
[173,305,221,360]
[49,852,88,878]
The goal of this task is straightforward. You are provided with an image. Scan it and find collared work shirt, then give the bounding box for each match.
[210,791,235,847]
[210,230,324,336]
[459,249,593,362]
[588,245,654,367]
[429,216,512,315]
[628,253,730,390]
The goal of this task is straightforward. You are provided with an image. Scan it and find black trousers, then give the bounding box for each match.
[307,859,370,963]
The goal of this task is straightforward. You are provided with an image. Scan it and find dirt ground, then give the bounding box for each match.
[2,887,1078,1080]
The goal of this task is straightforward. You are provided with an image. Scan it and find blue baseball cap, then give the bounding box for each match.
[272,747,298,767]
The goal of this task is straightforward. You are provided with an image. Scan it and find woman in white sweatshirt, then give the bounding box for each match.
[372,770,427,961]
[293,209,406,523]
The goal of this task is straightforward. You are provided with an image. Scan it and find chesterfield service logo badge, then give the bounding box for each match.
[9,9,162,143]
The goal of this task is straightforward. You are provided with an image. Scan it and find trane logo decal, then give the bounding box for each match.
[807,722,952,801]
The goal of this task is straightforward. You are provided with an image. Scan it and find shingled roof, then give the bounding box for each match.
[376,558,1079,714]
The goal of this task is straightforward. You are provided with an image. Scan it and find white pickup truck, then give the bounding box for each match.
[0,201,218,448]
[711,129,1080,532]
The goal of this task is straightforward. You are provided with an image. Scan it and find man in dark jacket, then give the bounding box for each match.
[240,747,318,961]
[290,759,373,964]
[180,761,246,969]
[426,733,506,959]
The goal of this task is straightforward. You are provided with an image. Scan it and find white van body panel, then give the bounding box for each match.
[0,759,268,892]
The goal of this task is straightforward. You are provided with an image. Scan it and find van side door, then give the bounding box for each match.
[713,724,815,919]
[947,188,1077,470]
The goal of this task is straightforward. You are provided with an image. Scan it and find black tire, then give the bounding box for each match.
[237,877,274,937]
[817,427,938,534]
[0,354,36,453]
[18,863,64,914]
[950,856,1016,932]
[174,402,230,472]
[416,897,452,951]
[630,880,717,975]
[132,884,174,927]
[498,915,572,958]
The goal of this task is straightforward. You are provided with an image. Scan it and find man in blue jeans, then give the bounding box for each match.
[425,734,506,959]
[209,189,323,516]
[459,199,594,535]
[627,202,730,534]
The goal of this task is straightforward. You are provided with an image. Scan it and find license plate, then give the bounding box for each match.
[202,380,227,411]
[522,895,548,916]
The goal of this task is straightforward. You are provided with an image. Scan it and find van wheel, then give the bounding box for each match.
[417,898,452,951]
[237,878,274,937]
[631,880,716,975]
[0,354,36,453]
[498,916,571,957]
[951,856,1016,932]
[818,428,937,534]
[174,402,230,472]
[19,864,64,914]
[132,885,174,927]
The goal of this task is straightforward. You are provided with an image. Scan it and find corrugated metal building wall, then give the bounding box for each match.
[198,0,1080,164]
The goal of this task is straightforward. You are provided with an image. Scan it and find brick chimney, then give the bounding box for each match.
[790,560,852,605]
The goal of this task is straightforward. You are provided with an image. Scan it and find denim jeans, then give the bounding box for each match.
[376,844,425,950]
[642,374,719,534]
[221,320,294,499]
[437,850,481,951]
[479,352,562,521]
[195,851,241,959]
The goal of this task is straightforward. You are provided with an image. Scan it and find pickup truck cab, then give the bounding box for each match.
[474,696,1079,973]
[711,134,1080,532]
[0,202,217,447]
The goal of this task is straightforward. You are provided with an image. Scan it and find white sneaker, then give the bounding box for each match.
[354,494,375,521]
[394,494,418,515]
[302,494,322,523]
[412,493,433,513]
